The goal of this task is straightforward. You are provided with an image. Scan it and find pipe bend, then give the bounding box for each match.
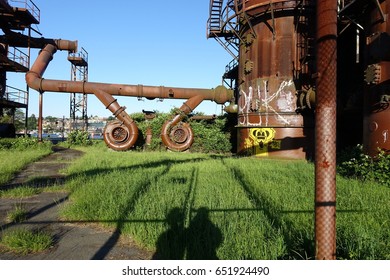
[161,120,194,152]
[54,39,78,52]
[25,70,41,90]
[93,89,139,150]
[103,120,138,151]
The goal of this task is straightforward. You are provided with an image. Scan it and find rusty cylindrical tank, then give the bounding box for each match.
[235,0,316,159]
[26,43,234,151]
[363,0,390,156]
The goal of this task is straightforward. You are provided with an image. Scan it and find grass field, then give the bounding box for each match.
[0,146,52,187]
[56,144,390,260]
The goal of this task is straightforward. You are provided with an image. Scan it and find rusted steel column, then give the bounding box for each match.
[38,92,43,142]
[315,0,337,260]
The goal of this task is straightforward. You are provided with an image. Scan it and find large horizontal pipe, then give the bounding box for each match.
[0,30,77,52]
[26,44,233,104]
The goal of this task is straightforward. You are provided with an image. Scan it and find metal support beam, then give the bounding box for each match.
[315,0,338,260]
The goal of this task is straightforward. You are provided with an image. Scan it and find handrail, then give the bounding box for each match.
[9,0,40,23]
[225,58,239,73]
[7,46,29,68]
[5,85,28,105]
[68,47,88,63]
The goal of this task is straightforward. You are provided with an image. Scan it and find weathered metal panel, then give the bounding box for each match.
[236,0,315,159]
[364,0,390,155]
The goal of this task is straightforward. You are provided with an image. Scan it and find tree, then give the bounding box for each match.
[27,114,37,131]
[14,109,25,131]
[0,108,25,131]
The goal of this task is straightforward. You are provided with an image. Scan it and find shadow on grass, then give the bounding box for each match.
[68,156,210,260]
[152,207,223,260]
[229,166,316,259]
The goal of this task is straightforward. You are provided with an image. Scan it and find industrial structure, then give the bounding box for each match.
[0,0,38,137]
[0,0,389,261]
[0,0,88,137]
[207,0,388,160]
[0,0,389,158]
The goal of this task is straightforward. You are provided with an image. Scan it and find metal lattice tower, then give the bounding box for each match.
[68,47,88,131]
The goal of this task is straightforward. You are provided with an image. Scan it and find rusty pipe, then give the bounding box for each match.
[26,45,233,104]
[315,0,337,260]
[1,30,78,52]
[161,95,204,151]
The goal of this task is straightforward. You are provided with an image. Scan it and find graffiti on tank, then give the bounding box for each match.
[244,127,281,157]
[239,80,295,126]
[383,130,389,143]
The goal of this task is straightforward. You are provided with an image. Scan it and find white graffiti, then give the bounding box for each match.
[383,130,389,143]
[239,79,295,126]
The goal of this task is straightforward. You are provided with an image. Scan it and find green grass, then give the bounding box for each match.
[58,145,390,260]
[0,228,53,254]
[0,186,42,198]
[0,147,52,186]
[6,204,28,223]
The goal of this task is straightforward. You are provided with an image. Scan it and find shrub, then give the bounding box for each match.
[132,112,169,151]
[0,137,51,151]
[66,130,92,146]
[338,145,390,186]
[130,111,232,154]
[190,117,232,154]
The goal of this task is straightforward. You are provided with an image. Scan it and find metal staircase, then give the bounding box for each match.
[207,0,240,90]
[208,0,223,33]
[0,0,40,129]
[207,0,239,60]
[68,47,88,131]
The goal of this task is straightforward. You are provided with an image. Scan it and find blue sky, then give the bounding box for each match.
[9,0,231,118]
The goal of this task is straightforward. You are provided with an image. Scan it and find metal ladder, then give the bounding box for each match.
[208,0,224,33]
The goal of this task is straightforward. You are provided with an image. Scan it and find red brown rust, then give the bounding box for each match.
[236,0,316,159]
[363,1,390,156]
[26,44,233,151]
[315,0,337,260]
[161,95,204,151]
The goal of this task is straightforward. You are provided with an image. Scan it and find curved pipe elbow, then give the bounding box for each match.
[26,44,58,92]
[25,71,43,92]
[54,39,78,52]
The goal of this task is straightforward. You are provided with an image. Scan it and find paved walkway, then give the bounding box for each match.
[0,147,152,260]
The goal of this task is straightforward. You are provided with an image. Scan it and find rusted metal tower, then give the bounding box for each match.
[0,0,40,136]
[68,47,88,131]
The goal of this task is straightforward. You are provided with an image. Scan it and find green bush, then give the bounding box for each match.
[0,137,51,151]
[338,145,390,186]
[132,112,169,151]
[66,130,92,146]
[130,111,232,154]
[190,116,232,154]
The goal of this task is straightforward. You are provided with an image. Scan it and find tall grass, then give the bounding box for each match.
[0,144,52,186]
[0,228,52,254]
[60,145,390,259]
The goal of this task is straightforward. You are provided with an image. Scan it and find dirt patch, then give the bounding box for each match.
[0,146,153,260]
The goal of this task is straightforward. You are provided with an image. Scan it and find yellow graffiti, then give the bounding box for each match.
[244,138,254,150]
[249,128,276,145]
[246,128,279,157]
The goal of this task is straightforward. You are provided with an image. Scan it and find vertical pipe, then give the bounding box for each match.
[315,0,337,260]
[24,27,31,137]
[38,92,43,142]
